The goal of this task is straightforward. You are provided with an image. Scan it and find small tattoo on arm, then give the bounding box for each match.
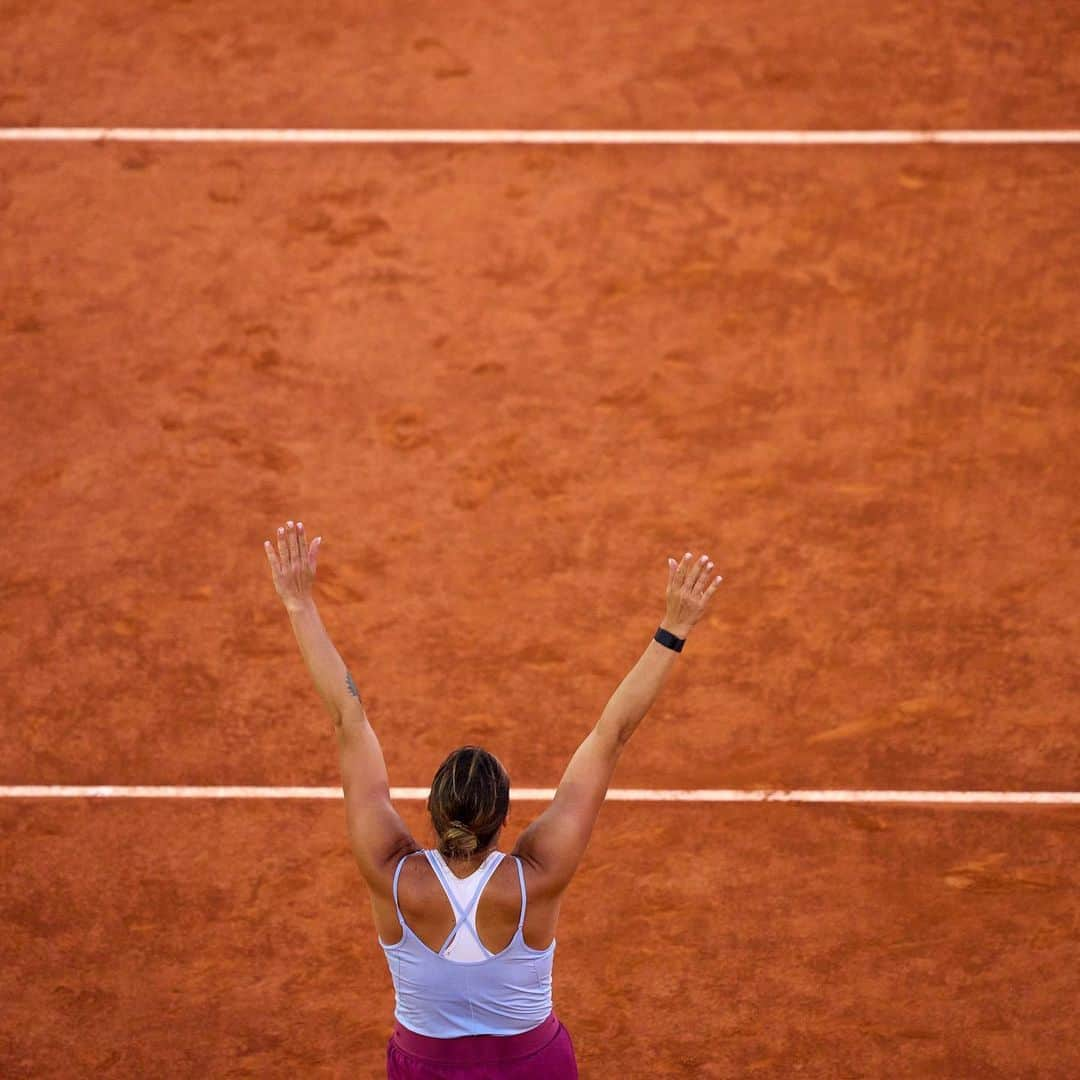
[345,670,362,702]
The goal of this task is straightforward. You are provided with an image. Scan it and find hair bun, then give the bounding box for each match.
[443,820,479,857]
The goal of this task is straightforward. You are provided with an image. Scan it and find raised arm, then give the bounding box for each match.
[264,521,415,884]
[513,551,723,894]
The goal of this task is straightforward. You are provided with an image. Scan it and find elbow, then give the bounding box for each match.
[597,715,633,751]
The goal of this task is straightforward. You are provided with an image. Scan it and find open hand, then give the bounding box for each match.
[663,551,723,638]
[264,520,322,612]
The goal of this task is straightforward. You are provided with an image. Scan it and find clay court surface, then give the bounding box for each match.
[2,3,1079,1077]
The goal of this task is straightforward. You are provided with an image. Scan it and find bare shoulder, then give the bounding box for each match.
[371,840,424,896]
[511,842,565,901]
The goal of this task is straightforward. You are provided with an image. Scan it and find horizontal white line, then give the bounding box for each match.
[0,128,1078,146]
[1,786,1077,805]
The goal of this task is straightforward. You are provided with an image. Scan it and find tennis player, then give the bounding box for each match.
[265,520,723,1078]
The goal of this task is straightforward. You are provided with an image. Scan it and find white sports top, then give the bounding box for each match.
[429,848,503,961]
[379,847,556,1037]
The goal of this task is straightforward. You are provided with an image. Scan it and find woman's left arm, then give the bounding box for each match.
[265,521,416,883]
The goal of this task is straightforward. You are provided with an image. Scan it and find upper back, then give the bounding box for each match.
[389,848,557,955]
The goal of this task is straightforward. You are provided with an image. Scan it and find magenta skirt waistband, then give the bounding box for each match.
[390,1012,562,1066]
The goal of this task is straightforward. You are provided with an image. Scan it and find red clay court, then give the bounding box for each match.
[1,3,1078,1077]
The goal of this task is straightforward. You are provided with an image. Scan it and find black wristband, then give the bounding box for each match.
[654,627,685,652]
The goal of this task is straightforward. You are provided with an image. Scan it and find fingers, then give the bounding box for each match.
[693,556,715,595]
[264,538,281,575]
[269,520,317,576]
[276,524,290,570]
[673,551,693,587]
[296,521,308,567]
[286,521,300,565]
[296,522,321,574]
[670,549,722,597]
[686,553,710,592]
[703,572,724,601]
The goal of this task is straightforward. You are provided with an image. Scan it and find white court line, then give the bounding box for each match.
[0,786,1077,804]
[0,128,1079,146]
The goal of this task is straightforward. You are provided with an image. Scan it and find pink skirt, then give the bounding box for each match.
[386,1012,578,1079]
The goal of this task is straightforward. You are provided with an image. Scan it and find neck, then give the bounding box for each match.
[442,845,496,868]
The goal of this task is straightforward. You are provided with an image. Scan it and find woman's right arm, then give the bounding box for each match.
[513,552,723,894]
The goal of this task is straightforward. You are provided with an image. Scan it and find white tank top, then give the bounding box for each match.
[429,848,503,961]
[380,848,556,1037]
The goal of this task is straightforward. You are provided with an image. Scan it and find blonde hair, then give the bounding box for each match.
[428,746,510,859]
